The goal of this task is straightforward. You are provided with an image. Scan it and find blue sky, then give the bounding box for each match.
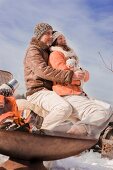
[0,0,113,103]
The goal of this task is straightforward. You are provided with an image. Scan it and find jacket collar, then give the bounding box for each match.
[50,46,77,59]
[30,37,49,50]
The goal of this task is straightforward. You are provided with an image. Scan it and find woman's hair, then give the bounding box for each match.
[51,31,71,51]
[51,31,58,46]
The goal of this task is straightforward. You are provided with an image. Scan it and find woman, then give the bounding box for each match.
[49,31,113,138]
[49,31,89,97]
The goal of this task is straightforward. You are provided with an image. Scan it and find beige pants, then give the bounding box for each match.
[27,90,72,130]
[26,90,113,137]
[64,95,113,137]
[16,99,43,117]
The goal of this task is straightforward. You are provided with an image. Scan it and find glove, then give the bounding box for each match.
[0,84,13,96]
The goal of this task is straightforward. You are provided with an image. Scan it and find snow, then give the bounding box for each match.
[1,150,113,169]
[44,150,113,170]
[0,154,9,164]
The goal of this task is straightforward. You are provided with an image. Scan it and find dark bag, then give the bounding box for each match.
[101,124,113,159]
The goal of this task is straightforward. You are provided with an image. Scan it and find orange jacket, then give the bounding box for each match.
[49,51,89,96]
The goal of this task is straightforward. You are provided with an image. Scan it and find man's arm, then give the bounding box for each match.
[49,51,84,84]
[25,47,73,84]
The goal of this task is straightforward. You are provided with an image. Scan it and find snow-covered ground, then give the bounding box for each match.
[1,150,113,170]
[0,154,9,165]
[44,150,113,170]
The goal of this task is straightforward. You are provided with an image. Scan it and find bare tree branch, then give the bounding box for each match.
[98,52,113,72]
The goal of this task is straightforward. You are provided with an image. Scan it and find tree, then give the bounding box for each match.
[98,52,113,73]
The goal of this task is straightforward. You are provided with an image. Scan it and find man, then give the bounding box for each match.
[24,23,80,130]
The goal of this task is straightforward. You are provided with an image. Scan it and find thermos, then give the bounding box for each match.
[7,79,19,91]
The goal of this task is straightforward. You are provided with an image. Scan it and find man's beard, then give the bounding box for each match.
[46,40,53,46]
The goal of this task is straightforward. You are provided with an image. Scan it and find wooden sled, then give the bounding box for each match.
[0,129,97,170]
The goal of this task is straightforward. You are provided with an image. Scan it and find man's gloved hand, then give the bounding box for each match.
[0,84,13,96]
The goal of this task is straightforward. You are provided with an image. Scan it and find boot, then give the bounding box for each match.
[67,124,88,136]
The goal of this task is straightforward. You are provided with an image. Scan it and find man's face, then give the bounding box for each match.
[40,29,53,46]
[56,35,67,46]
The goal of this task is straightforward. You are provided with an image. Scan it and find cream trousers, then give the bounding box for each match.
[26,90,113,137]
[27,90,72,130]
[63,95,112,137]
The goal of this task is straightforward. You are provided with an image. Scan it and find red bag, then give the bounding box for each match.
[0,95,25,129]
[0,95,43,131]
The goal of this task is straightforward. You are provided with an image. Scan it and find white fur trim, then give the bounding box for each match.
[50,46,79,61]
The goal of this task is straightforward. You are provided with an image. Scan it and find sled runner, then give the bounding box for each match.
[0,129,97,160]
[0,129,97,170]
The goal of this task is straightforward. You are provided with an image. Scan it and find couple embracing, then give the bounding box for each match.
[24,22,112,139]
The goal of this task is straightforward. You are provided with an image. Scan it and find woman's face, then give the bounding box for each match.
[56,35,67,46]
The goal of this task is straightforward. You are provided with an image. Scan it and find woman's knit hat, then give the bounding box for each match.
[52,31,62,43]
[34,23,53,39]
